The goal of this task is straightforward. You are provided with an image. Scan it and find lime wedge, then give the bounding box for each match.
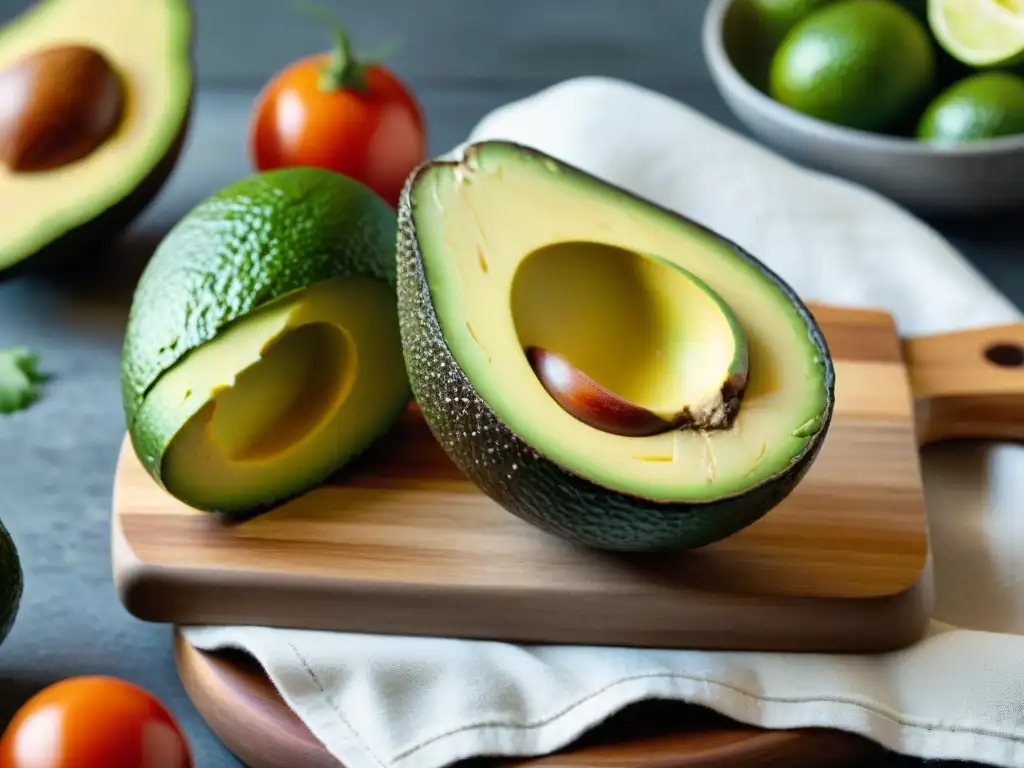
[929,0,1024,67]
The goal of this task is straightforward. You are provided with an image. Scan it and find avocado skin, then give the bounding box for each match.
[0,2,195,284]
[121,168,399,440]
[0,518,23,647]
[396,141,836,553]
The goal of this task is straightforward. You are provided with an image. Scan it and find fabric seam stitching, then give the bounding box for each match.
[388,670,1024,762]
[286,640,390,768]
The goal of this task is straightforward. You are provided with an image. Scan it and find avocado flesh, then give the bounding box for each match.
[0,0,192,276]
[0,518,22,647]
[133,277,408,513]
[525,252,749,433]
[398,141,834,551]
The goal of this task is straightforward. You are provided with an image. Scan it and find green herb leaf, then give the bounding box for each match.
[0,347,47,415]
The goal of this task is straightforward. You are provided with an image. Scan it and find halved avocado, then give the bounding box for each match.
[122,167,411,515]
[397,141,835,552]
[0,0,193,280]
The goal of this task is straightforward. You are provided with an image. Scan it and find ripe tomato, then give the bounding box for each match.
[249,19,427,208]
[0,676,193,768]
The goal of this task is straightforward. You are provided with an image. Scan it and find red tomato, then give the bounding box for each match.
[0,676,193,768]
[249,23,427,209]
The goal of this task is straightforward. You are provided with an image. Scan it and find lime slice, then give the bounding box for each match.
[928,0,1024,67]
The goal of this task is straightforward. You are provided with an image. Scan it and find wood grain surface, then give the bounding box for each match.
[908,322,1024,445]
[110,303,960,653]
[172,629,881,768]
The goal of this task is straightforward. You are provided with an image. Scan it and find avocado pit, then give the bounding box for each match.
[512,241,750,438]
[525,346,675,437]
[0,44,125,173]
[526,345,747,437]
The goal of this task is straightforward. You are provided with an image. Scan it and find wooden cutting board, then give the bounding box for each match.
[111,304,1024,653]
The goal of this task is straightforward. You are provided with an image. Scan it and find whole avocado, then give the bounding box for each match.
[0,518,22,647]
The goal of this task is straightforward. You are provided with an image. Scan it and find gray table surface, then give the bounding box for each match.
[0,1,1020,766]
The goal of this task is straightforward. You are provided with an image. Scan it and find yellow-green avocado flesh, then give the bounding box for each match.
[396,141,835,552]
[122,167,410,514]
[0,0,193,279]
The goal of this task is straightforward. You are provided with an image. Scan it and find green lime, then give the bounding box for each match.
[745,0,839,48]
[928,0,1024,69]
[917,70,1024,143]
[769,0,936,132]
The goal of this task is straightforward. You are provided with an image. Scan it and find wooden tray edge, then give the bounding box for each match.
[171,628,885,768]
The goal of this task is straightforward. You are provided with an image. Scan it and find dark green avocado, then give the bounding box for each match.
[0,517,22,647]
[395,140,835,553]
[121,167,410,516]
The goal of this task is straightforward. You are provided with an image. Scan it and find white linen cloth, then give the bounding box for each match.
[183,77,1024,768]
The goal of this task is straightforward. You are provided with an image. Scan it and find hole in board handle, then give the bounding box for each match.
[984,343,1024,368]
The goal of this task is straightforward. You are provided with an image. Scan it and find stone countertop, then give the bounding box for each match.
[0,5,1021,767]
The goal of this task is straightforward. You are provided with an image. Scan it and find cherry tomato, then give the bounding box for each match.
[0,675,193,768]
[249,16,427,208]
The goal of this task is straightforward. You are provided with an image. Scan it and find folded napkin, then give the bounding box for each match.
[183,77,1024,768]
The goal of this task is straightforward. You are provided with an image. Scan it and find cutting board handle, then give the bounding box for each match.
[905,323,1024,446]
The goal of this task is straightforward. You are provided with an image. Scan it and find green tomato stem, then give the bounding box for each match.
[295,1,368,93]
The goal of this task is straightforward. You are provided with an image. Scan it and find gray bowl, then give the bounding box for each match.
[702,0,1024,217]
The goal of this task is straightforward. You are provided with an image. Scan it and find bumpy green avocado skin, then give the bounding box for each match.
[395,142,836,553]
[121,168,400,439]
[0,518,23,647]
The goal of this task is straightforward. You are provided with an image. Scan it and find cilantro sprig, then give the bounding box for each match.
[0,347,47,414]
